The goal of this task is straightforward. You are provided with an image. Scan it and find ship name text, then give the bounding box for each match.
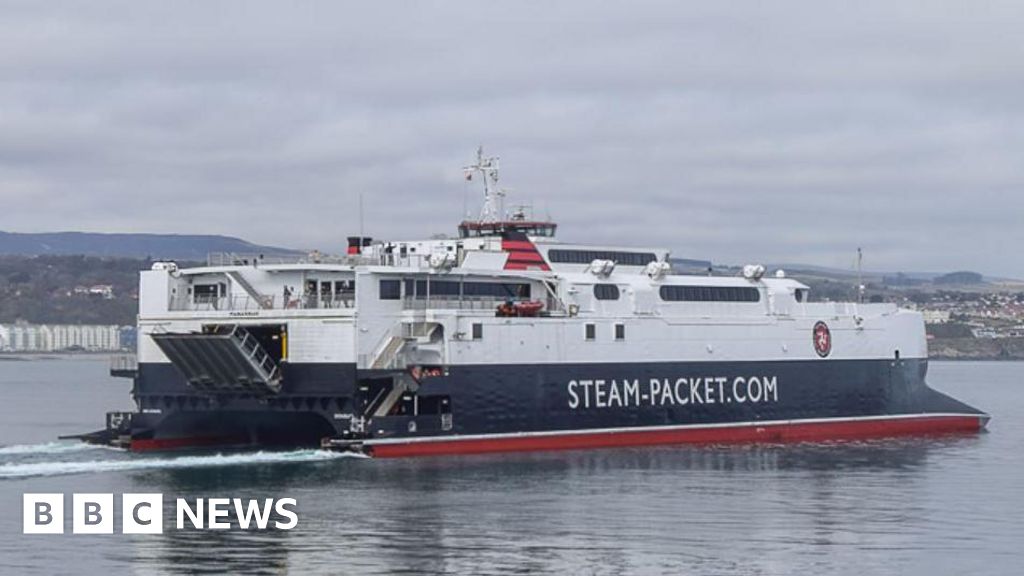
[567,376,778,409]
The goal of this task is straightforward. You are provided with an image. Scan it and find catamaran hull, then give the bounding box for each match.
[111,357,987,456]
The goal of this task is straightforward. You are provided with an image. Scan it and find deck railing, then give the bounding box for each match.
[206,252,378,267]
[169,293,356,312]
[401,294,564,315]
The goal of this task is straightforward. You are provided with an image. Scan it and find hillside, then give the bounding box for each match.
[928,337,1024,360]
[0,231,301,261]
[0,255,160,325]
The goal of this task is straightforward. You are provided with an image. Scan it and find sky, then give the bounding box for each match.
[1,1,1022,277]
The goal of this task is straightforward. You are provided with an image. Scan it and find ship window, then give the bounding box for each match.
[615,324,625,341]
[379,280,401,300]
[795,289,808,303]
[413,280,460,297]
[406,280,532,300]
[193,283,220,298]
[659,285,761,303]
[463,282,531,299]
[585,323,596,341]
[594,284,620,300]
[548,249,657,266]
[472,323,483,340]
[193,283,225,304]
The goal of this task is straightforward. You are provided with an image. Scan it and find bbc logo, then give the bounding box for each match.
[23,493,162,534]
[24,493,298,534]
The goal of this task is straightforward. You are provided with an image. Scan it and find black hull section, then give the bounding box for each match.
[120,358,985,453]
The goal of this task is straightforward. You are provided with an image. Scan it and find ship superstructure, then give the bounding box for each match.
[78,149,988,456]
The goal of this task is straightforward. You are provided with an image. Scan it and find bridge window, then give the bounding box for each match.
[659,285,760,303]
[548,249,657,266]
[594,284,620,300]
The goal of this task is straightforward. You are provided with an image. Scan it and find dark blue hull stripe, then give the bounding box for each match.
[126,358,987,449]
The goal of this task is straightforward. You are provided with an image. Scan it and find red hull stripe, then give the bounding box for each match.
[131,435,247,452]
[367,415,986,458]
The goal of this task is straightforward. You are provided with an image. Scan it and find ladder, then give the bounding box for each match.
[371,336,408,370]
[226,271,273,309]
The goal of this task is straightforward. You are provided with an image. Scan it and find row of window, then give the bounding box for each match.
[469,322,626,341]
[659,285,761,303]
[547,249,658,266]
[593,283,761,303]
[457,223,558,238]
[380,279,532,300]
[585,323,626,341]
[383,279,760,304]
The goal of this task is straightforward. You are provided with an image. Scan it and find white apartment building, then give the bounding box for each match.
[0,324,123,352]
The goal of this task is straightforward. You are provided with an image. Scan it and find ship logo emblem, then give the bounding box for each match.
[813,321,832,357]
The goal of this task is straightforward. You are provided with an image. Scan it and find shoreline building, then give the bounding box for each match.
[0,323,124,352]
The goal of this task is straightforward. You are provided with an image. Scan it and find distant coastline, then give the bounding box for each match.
[928,337,1024,361]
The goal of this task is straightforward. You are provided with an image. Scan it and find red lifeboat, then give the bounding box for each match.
[496,300,545,317]
[513,300,544,317]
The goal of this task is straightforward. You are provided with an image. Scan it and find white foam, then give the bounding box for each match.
[0,441,107,456]
[0,449,365,479]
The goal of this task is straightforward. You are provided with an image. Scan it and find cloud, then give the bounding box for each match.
[0,0,1021,276]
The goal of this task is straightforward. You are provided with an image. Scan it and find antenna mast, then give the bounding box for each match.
[463,146,504,223]
[857,247,865,303]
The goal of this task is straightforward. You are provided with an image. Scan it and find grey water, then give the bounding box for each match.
[0,357,1020,575]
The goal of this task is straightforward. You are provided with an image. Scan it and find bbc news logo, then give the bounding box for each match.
[23,494,298,534]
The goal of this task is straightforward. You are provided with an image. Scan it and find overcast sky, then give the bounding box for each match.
[1,1,1022,276]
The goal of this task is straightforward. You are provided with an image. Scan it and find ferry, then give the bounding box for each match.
[74,149,989,456]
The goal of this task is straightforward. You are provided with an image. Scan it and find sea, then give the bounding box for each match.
[0,357,1020,575]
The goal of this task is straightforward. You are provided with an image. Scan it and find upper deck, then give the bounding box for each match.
[136,147,897,326]
[140,251,896,323]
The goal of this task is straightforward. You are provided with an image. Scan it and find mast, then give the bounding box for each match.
[457,148,557,239]
[463,146,504,223]
[857,247,865,303]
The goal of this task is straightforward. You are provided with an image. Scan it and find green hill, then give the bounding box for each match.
[0,255,158,325]
[0,231,301,261]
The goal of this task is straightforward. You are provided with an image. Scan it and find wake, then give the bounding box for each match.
[0,449,365,479]
[0,441,108,457]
